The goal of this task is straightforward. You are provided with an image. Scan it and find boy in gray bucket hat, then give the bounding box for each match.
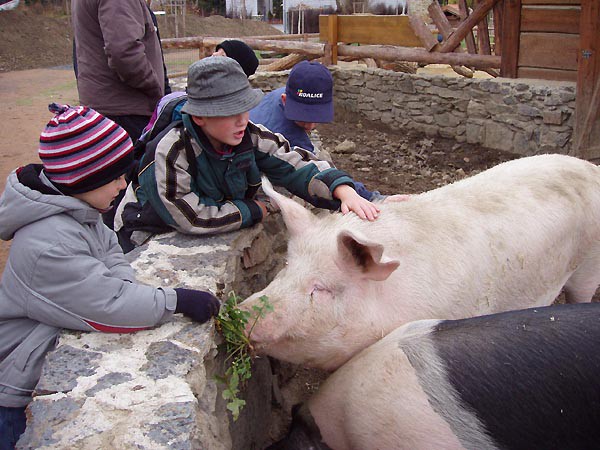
[116,56,379,242]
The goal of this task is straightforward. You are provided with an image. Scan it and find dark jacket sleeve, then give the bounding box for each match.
[97,0,162,99]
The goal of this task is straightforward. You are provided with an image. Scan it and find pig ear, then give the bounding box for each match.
[336,229,400,281]
[261,176,313,236]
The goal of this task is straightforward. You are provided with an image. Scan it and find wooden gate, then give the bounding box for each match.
[502,0,600,159]
[573,0,600,160]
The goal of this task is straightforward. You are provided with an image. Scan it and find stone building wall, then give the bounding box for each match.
[251,66,577,155]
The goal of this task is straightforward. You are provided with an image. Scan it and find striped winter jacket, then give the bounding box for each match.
[130,114,355,235]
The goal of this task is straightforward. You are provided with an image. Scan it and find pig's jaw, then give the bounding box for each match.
[253,337,354,371]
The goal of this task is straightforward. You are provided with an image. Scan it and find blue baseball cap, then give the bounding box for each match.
[284,61,334,123]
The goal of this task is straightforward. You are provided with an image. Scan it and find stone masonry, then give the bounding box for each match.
[17,214,287,449]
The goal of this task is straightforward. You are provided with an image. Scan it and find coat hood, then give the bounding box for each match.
[0,164,101,241]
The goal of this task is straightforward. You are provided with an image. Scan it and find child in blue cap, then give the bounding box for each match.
[250,60,385,201]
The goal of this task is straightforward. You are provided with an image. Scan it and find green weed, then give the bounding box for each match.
[215,292,273,420]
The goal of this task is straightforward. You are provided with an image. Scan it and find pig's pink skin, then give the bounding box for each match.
[242,154,600,371]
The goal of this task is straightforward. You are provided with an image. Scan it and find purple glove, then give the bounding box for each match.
[174,288,221,324]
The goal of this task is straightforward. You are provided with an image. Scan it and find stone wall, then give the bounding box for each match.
[251,66,577,155]
[18,215,288,450]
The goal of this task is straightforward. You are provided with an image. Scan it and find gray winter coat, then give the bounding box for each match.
[0,165,176,407]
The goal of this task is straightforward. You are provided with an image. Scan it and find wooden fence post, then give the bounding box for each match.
[324,14,338,66]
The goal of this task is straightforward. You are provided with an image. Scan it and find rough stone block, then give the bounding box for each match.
[484,122,515,151]
[542,110,563,125]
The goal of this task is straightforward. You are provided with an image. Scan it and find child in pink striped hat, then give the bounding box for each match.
[0,104,222,446]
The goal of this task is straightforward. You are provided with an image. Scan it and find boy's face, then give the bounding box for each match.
[73,175,127,211]
[280,93,318,133]
[192,113,249,151]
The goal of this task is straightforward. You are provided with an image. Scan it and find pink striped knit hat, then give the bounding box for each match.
[39,103,134,194]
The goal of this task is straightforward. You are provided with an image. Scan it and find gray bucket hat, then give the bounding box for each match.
[181,57,264,117]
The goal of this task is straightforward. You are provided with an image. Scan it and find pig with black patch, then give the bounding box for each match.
[270,303,600,450]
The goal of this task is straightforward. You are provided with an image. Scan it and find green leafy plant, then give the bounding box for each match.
[215,292,273,420]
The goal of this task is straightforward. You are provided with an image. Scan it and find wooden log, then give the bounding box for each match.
[249,33,319,41]
[161,36,500,70]
[493,0,504,55]
[337,44,500,68]
[500,0,521,77]
[428,1,474,77]
[262,53,307,71]
[161,37,325,57]
[439,0,502,53]
[475,0,492,55]
[458,0,478,54]
[377,60,418,74]
[408,12,439,52]
[258,57,279,65]
[362,58,379,68]
[428,2,453,37]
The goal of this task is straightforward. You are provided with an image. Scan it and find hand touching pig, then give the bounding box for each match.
[333,184,380,221]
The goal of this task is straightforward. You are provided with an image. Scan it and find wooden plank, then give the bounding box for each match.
[326,14,338,65]
[517,66,578,81]
[440,0,501,53]
[573,0,600,159]
[518,32,579,70]
[522,0,579,4]
[319,15,423,47]
[521,6,580,34]
[500,0,521,77]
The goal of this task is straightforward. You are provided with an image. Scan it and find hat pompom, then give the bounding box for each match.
[48,103,70,115]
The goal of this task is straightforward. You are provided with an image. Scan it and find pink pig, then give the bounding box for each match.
[242,154,600,371]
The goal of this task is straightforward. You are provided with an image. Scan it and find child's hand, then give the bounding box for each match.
[333,184,380,221]
[174,288,221,324]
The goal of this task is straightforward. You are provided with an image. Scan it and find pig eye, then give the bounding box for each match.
[309,284,328,302]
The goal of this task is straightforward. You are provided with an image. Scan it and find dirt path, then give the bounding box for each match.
[0,68,78,273]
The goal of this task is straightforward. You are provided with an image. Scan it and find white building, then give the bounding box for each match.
[225,0,420,32]
[226,0,273,18]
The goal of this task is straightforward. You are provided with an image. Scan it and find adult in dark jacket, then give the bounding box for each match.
[71,0,167,142]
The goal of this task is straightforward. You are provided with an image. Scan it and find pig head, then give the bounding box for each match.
[241,154,600,371]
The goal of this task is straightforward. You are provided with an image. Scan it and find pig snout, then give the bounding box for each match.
[239,292,284,345]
